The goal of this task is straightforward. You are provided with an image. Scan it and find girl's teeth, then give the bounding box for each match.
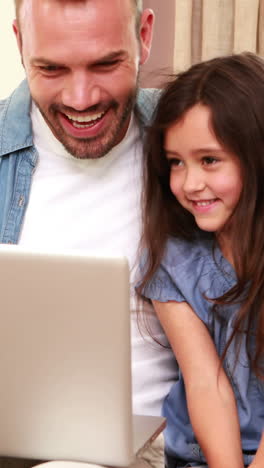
[196,200,214,206]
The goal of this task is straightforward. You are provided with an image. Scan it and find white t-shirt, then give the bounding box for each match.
[19,104,177,415]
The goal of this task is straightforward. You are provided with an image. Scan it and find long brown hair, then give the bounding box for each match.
[139,52,264,378]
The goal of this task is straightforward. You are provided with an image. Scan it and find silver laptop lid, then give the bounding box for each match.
[0,245,133,466]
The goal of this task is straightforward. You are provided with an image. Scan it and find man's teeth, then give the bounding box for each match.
[65,111,105,128]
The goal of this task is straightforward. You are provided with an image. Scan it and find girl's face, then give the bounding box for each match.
[164,104,243,239]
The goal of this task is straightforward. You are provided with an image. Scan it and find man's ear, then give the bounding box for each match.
[139,9,155,66]
[13,19,23,55]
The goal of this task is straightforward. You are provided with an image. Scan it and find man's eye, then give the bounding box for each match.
[39,65,61,72]
[97,60,120,68]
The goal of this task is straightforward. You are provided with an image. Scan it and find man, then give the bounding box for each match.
[0,0,178,466]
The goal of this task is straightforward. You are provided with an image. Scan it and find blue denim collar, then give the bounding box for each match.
[0,80,34,157]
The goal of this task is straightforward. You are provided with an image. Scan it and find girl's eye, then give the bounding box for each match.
[168,158,183,168]
[202,156,218,165]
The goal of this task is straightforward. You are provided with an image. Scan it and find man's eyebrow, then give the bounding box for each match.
[30,51,127,68]
[30,57,63,66]
[93,50,127,64]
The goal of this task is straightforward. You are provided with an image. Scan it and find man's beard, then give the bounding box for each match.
[34,88,138,160]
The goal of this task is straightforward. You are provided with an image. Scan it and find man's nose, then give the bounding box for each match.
[61,72,102,111]
[183,168,205,193]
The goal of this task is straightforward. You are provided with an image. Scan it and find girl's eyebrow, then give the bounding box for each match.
[164,149,180,157]
[192,147,224,155]
[164,147,224,157]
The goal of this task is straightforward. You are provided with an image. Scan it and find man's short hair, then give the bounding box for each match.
[133,0,143,15]
[14,0,143,31]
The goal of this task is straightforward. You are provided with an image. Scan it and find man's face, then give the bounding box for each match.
[13,0,153,159]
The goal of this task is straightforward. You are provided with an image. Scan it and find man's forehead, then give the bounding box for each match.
[19,0,140,65]
[19,0,139,39]
[18,0,138,41]
[18,0,137,20]
[17,0,139,6]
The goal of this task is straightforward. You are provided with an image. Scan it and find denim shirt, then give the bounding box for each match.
[0,80,159,245]
[142,234,264,467]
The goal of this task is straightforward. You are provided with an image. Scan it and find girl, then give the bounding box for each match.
[138,53,264,468]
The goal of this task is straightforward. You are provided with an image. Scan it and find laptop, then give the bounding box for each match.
[0,245,165,467]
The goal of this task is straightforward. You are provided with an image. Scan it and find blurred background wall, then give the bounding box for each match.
[140,0,175,88]
[141,0,264,87]
[1,0,264,98]
[1,1,24,99]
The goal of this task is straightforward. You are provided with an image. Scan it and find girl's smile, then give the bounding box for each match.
[164,104,243,240]
[189,198,219,211]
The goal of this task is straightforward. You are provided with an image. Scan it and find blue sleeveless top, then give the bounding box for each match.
[142,234,264,466]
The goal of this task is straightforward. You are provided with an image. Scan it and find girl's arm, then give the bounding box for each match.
[249,431,264,467]
[153,299,244,468]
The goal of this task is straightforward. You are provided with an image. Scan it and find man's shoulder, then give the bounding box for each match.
[0,81,33,156]
[0,95,10,117]
[136,88,161,126]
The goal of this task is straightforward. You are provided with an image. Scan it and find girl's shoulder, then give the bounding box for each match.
[162,232,215,271]
[141,233,237,324]
[160,233,236,299]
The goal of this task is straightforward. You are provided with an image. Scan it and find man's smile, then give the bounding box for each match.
[64,110,107,128]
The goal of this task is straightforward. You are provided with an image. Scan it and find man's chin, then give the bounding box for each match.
[55,132,119,160]
[36,95,135,159]
[52,112,132,159]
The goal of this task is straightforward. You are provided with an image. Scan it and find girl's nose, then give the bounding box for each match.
[183,168,206,194]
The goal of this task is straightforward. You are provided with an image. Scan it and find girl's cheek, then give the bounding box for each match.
[170,175,182,198]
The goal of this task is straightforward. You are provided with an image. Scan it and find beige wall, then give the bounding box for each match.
[0,2,25,99]
[140,0,175,88]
